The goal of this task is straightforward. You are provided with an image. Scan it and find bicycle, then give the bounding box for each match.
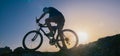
[22,18,79,51]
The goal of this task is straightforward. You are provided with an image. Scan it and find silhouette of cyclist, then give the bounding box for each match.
[36,7,65,41]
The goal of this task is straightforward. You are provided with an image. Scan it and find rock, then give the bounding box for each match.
[0,46,12,56]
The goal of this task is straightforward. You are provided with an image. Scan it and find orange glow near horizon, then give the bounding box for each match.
[77,32,89,44]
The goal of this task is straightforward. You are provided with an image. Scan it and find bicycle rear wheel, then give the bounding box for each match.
[56,29,78,50]
[22,30,43,50]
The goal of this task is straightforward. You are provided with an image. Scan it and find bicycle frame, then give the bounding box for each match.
[36,23,56,40]
[34,22,62,44]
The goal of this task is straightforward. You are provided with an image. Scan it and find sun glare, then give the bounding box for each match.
[78,32,89,44]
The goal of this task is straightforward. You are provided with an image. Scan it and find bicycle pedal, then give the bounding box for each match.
[49,42,55,45]
[55,44,58,48]
[49,41,55,45]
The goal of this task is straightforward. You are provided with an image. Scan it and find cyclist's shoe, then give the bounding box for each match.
[46,32,54,37]
[49,38,56,45]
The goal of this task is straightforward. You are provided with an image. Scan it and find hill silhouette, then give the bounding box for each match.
[0,34,120,56]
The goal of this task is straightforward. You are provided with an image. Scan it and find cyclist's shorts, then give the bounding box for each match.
[49,16,65,30]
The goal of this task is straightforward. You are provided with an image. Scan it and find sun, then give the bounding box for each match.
[78,32,89,44]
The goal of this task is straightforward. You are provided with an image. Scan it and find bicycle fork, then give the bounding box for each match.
[32,34,38,41]
[32,28,40,41]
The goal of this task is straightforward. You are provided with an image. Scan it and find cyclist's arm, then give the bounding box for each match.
[38,13,46,22]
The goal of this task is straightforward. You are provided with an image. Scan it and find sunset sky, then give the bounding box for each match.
[0,0,120,52]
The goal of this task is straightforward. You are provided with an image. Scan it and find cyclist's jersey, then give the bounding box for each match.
[48,7,63,17]
[45,7,64,18]
[44,7,65,30]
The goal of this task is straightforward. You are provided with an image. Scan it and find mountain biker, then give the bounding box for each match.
[36,7,65,41]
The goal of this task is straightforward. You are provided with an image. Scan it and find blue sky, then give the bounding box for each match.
[0,0,120,51]
[0,0,65,51]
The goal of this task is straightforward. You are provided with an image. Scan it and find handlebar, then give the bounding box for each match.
[36,18,47,27]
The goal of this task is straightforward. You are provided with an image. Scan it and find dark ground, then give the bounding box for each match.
[0,34,120,56]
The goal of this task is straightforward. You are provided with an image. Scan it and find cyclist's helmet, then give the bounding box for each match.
[43,7,49,13]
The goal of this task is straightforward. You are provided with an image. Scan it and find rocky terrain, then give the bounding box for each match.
[0,34,120,56]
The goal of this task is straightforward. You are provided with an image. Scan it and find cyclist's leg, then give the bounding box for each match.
[45,17,58,45]
[45,18,55,36]
[57,21,67,50]
[45,16,63,36]
[56,16,65,38]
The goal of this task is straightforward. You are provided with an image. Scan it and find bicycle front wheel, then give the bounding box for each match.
[22,30,43,50]
[57,29,78,49]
